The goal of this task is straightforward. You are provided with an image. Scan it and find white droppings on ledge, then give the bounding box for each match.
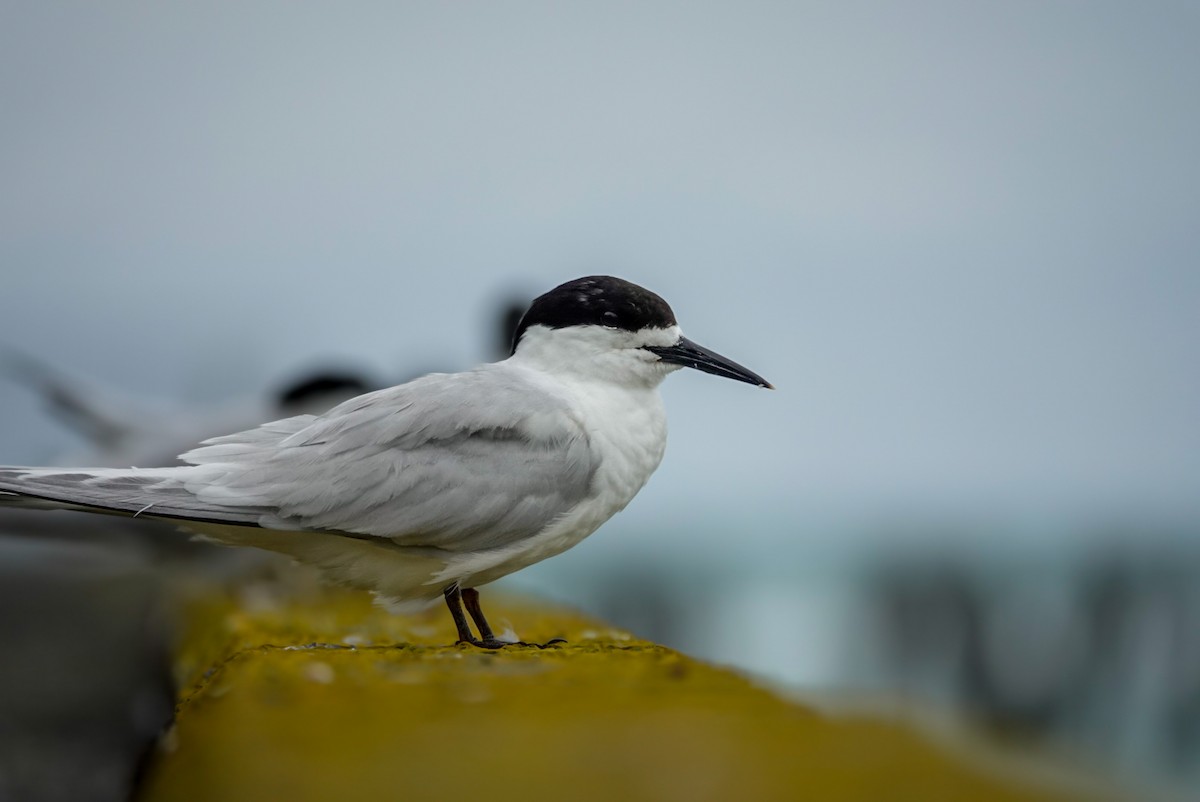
[304,661,336,684]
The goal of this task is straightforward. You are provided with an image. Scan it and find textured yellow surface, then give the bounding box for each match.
[138,580,1070,802]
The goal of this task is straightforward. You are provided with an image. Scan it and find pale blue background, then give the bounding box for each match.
[3,3,1196,541]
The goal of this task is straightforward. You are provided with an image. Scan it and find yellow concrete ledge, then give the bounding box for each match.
[137,577,1071,802]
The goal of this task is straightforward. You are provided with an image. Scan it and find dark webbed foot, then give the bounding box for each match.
[444,585,566,649]
[456,636,567,650]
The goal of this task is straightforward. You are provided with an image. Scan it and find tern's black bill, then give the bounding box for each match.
[645,337,773,388]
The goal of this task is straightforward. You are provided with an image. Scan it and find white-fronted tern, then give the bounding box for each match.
[0,276,771,648]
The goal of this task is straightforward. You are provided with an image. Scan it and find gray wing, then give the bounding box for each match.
[0,417,312,523]
[179,365,597,552]
[0,465,282,524]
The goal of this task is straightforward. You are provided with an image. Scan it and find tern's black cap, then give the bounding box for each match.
[511,276,677,353]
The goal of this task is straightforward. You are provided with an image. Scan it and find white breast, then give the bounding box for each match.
[437,376,668,590]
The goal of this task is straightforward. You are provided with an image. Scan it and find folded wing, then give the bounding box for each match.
[0,366,595,555]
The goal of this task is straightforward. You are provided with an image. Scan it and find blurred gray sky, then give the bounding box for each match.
[1,2,1198,555]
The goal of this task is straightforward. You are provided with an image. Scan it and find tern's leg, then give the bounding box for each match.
[461,587,497,641]
[442,585,514,648]
[443,586,566,649]
[443,585,479,644]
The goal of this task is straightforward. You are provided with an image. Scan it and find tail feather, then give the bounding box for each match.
[0,466,270,526]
